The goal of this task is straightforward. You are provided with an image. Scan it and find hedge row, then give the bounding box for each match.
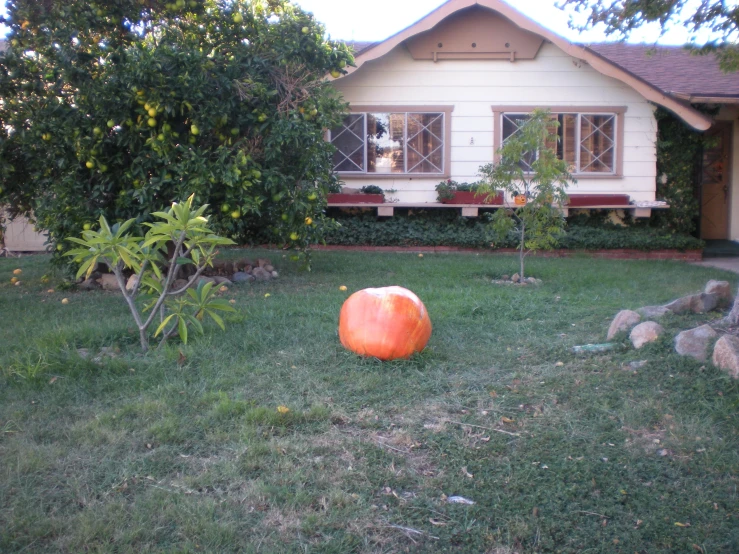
[320,209,704,251]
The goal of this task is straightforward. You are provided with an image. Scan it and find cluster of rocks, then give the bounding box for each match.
[492,273,543,285]
[79,257,278,292]
[607,279,739,378]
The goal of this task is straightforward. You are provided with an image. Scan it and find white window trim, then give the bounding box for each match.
[329,105,454,179]
[492,106,627,178]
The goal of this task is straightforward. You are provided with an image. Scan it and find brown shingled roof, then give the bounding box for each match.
[587,43,739,100]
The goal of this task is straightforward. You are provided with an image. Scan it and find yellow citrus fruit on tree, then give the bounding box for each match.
[305,217,313,225]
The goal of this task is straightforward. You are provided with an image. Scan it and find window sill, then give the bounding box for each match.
[337,173,450,180]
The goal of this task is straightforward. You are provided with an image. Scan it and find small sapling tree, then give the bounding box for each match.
[477,109,574,280]
[66,195,235,352]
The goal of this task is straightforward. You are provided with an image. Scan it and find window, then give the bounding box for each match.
[495,107,625,176]
[329,107,451,176]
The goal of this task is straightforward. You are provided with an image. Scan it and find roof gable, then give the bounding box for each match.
[337,0,713,130]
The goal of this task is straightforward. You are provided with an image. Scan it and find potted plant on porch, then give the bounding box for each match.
[327,185,385,204]
[435,180,503,204]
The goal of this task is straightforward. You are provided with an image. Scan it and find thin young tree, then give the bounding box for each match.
[478,109,574,280]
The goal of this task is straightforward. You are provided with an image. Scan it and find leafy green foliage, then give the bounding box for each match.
[358,185,384,196]
[66,195,235,352]
[323,209,704,250]
[0,0,353,267]
[478,109,573,279]
[652,108,713,235]
[559,0,739,72]
[434,179,486,202]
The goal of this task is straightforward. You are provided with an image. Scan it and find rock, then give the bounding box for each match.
[79,277,102,291]
[97,274,119,291]
[690,293,719,313]
[264,264,274,272]
[607,310,641,340]
[252,267,272,281]
[271,271,279,278]
[257,258,271,268]
[674,324,718,361]
[171,278,188,291]
[637,305,671,319]
[126,274,139,291]
[628,360,648,369]
[511,273,520,283]
[664,293,719,314]
[712,335,739,379]
[630,321,664,349]
[197,276,216,287]
[705,280,733,305]
[501,275,510,281]
[213,276,233,285]
[233,271,255,284]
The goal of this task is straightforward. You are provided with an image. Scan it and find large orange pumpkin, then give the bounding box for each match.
[339,286,432,361]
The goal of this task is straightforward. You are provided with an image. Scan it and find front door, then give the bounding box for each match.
[700,122,731,240]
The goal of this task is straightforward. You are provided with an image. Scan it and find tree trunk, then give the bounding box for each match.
[519,223,525,281]
[726,286,739,325]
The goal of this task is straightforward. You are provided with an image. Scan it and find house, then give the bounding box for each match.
[327,0,739,240]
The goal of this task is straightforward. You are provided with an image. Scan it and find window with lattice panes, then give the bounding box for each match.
[329,111,445,175]
[501,112,617,174]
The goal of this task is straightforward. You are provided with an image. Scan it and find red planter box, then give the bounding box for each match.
[440,191,503,205]
[566,194,630,207]
[328,193,384,204]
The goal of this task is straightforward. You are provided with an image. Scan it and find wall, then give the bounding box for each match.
[332,41,658,203]
[2,213,48,252]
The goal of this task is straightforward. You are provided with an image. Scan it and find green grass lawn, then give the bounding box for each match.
[1,251,738,553]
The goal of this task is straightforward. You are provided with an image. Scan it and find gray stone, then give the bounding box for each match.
[197,276,216,287]
[252,267,272,281]
[271,271,279,278]
[637,305,671,319]
[664,293,719,314]
[607,310,641,340]
[264,264,275,272]
[501,275,510,281]
[629,360,648,369]
[674,324,718,361]
[126,273,139,291]
[79,277,102,291]
[511,273,520,283]
[705,280,733,305]
[630,321,664,349]
[171,278,189,291]
[663,295,693,314]
[233,271,255,284]
[712,335,739,379]
[97,273,119,291]
[213,276,233,285]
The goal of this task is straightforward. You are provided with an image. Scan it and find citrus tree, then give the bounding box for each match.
[477,109,574,280]
[0,0,352,267]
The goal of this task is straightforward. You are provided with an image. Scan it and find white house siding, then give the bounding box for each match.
[332,42,658,204]
[2,213,48,252]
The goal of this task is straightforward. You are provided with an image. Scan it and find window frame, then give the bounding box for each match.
[491,106,627,178]
[329,105,454,179]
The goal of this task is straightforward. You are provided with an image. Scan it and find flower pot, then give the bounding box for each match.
[440,191,503,205]
[327,193,385,204]
[566,194,630,207]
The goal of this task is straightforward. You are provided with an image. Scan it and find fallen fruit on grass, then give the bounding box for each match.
[339,286,432,361]
[13,268,22,275]
[277,405,290,414]
[339,285,347,291]
[10,277,18,284]
[14,281,21,286]
[219,285,228,293]
[229,299,236,304]
[264,293,271,298]
[61,298,69,304]
[47,289,55,293]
